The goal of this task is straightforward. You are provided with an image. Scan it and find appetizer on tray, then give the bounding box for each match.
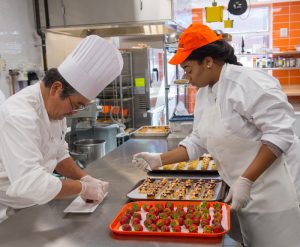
[133,125,170,137]
[110,201,230,237]
[127,178,226,201]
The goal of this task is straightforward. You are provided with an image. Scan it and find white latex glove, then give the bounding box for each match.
[81,175,109,194]
[79,179,105,202]
[132,152,162,171]
[224,176,253,210]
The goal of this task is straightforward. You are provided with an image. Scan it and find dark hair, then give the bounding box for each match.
[187,39,242,66]
[42,68,76,99]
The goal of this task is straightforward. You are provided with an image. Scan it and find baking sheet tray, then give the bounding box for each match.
[133,125,170,137]
[148,159,219,175]
[127,178,226,202]
[110,201,230,237]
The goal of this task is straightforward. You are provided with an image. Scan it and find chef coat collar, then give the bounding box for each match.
[210,63,227,101]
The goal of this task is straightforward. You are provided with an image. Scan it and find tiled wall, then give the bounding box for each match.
[272,1,300,86]
[185,8,204,113]
[272,1,300,50]
[0,0,43,97]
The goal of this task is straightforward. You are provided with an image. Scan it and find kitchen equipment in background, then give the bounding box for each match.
[205,0,224,23]
[224,12,234,28]
[73,139,105,167]
[66,101,121,164]
[8,69,19,94]
[67,102,99,149]
[127,47,167,128]
[167,115,194,150]
[98,52,134,128]
[241,36,245,53]
[228,0,248,15]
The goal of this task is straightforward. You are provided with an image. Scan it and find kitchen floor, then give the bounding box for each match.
[223,234,243,247]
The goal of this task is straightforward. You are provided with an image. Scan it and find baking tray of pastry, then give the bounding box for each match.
[132,125,170,137]
[148,154,218,175]
[110,201,230,237]
[127,178,226,202]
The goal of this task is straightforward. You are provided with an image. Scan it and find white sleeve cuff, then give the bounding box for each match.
[179,139,205,161]
[57,153,71,163]
[261,133,294,153]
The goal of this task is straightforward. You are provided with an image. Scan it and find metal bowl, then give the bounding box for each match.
[73,139,106,165]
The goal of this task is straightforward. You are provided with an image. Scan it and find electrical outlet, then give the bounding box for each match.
[280,28,288,38]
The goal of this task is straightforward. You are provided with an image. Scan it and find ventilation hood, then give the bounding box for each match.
[46,21,181,38]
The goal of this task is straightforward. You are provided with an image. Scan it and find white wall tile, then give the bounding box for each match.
[0,0,43,97]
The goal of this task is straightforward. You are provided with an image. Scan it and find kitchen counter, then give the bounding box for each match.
[0,138,224,247]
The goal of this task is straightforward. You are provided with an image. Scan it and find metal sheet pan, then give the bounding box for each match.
[148,159,219,175]
[127,178,227,202]
[133,125,170,137]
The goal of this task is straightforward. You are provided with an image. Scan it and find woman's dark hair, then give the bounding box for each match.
[42,68,76,99]
[187,39,242,66]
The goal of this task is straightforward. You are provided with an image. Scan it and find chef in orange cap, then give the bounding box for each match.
[0,35,123,223]
[133,24,300,247]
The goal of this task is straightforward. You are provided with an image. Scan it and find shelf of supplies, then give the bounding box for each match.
[98,97,134,102]
[97,117,132,124]
[261,67,300,70]
[282,85,300,96]
[102,86,133,91]
[236,51,300,56]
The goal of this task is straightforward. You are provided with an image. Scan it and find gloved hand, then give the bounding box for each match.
[224,176,253,210]
[132,152,162,171]
[81,175,109,194]
[79,178,106,202]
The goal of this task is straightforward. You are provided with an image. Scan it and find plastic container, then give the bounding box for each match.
[169,115,194,133]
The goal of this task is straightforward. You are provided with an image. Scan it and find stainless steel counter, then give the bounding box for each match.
[0,138,224,247]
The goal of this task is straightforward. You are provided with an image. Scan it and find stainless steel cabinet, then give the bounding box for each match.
[45,0,173,27]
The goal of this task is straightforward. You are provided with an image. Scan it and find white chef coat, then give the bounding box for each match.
[0,90,5,105]
[180,63,300,201]
[195,69,300,246]
[0,82,69,211]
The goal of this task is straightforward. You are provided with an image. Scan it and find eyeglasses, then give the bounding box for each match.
[68,96,86,112]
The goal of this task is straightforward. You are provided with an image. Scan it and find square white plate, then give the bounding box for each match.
[64,192,108,213]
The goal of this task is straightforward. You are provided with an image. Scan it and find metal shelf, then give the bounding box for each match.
[261,67,300,70]
[97,117,132,124]
[98,97,134,102]
[102,86,133,91]
[236,51,300,56]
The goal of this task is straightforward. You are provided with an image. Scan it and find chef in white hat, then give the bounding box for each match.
[0,35,123,223]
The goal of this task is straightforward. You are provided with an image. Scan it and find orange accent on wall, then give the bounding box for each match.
[192,8,203,23]
[272,1,300,86]
[187,86,198,113]
[273,70,290,77]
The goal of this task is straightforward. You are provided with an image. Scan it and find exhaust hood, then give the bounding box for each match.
[46,21,181,38]
[42,0,182,38]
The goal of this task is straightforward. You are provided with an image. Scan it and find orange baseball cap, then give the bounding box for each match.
[169,24,222,65]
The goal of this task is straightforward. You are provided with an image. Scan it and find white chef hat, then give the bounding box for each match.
[58,35,123,100]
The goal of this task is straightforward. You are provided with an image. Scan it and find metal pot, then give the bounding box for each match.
[73,139,106,164]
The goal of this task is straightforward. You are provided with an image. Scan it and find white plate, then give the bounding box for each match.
[64,192,108,213]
